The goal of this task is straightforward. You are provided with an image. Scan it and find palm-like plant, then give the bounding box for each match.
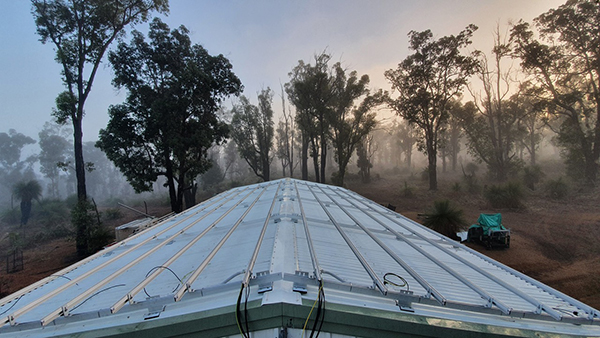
[422,200,467,239]
[13,180,42,226]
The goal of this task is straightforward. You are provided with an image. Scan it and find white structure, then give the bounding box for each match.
[0,178,598,337]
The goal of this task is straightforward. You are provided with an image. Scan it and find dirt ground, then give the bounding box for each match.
[1,175,599,312]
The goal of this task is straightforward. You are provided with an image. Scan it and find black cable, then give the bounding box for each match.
[309,280,326,338]
[235,284,249,338]
[70,284,126,312]
[143,266,184,298]
[244,284,250,335]
[0,295,23,316]
[383,272,409,291]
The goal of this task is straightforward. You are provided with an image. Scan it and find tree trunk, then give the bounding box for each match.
[301,134,309,180]
[320,140,327,183]
[262,156,270,181]
[427,136,438,190]
[311,139,320,182]
[73,117,87,202]
[184,182,197,209]
[165,157,179,212]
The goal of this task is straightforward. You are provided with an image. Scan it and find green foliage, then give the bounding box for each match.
[13,180,42,225]
[72,200,111,257]
[98,18,242,212]
[545,177,569,200]
[484,182,525,209]
[422,200,467,239]
[230,89,274,182]
[523,165,545,190]
[32,0,169,201]
[327,63,381,187]
[510,0,600,184]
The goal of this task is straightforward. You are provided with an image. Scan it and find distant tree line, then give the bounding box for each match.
[12,0,598,257]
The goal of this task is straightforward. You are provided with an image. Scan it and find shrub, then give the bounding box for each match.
[422,200,467,239]
[484,182,525,209]
[0,208,20,225]
[103,208,123,221]
[545,177,569,200]
[523,165,545,191]
[452,182,461,192]
[401,181,414,198]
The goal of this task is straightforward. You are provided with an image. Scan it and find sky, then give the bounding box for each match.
[0,0,566,147]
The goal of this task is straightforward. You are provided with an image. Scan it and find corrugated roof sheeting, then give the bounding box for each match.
[0,178,598,337]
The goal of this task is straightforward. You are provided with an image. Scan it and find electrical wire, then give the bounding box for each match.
[301,280,325,338]
[70,284,126,312]
[384,272,409,291]
[143,266,184,298]
[235,283,250,338]
[0,295,23,316]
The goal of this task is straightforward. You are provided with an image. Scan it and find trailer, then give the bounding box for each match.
[467,213,510,249]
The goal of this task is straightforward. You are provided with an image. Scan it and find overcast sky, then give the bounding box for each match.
[0,0,565,145]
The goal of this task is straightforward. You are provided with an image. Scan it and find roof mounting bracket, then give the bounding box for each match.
[293,283,307,294]
[258,282,273,294]
[144,305,165,320]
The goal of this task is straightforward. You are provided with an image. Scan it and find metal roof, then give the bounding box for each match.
[0,178,598,337]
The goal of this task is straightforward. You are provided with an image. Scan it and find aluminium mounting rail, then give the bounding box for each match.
[321,186,447,306]
[242,181,283,287]
[37,186,256,326]
[293,181,323,282]
[327,186,513,312]
[173,182,276,302]
[2,187,245,328]
[304,183,388,295]
[0,191,230,314]
[349,194,564,321]
[111,183,274,313]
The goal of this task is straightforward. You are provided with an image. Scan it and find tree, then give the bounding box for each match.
[230,89,275,182]
[38,122,70,198]
[328,63,380,186]
[275,84,296,177]
[97,18,242,213]
[510,0,600,183]
[385,25,478,190]
[0,130,37,206]
[286,52,335,183]
[13,180,42,226]
[356,135,375,183]
[459,29,526,181]
[442,102,464,172]
[392,119,417,170]
[32,0,168,203]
